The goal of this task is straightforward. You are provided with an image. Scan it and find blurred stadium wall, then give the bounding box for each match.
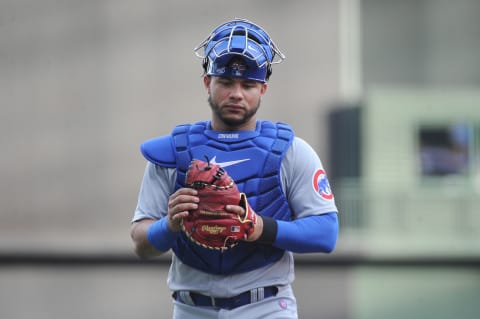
[0,0,339,255]
[332,0,480,258]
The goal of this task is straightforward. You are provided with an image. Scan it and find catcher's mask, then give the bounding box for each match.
[194,18,285,83]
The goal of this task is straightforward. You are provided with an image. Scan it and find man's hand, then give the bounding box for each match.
[167,188,199,232]
[225,202,263,242]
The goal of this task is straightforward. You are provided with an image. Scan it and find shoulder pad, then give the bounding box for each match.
[140,135,176,168]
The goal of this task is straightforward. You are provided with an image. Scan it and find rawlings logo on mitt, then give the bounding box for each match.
[181,158,257,250]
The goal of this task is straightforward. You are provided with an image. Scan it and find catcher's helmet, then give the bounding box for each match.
[194,18,285,82]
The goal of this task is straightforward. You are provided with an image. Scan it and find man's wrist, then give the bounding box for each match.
[256,216,277,245]
[147,217,178,252]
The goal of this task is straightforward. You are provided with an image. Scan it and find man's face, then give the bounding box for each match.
[204,76,268,131]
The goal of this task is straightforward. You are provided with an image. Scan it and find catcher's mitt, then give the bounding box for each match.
[181,158,257,250]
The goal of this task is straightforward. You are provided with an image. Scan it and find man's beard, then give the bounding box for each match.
[208,96,260,128]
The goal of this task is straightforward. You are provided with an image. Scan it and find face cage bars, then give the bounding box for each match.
[193,18,286,68]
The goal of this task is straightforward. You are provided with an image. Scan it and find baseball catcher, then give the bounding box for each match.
[131,18,339,317]
[181,158,257,250]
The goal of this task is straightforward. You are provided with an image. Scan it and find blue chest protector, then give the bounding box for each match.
[141,120,294,274]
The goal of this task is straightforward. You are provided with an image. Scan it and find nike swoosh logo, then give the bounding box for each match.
[210,156,250,168]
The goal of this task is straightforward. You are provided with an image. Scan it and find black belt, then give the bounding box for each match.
[173,286,278,310]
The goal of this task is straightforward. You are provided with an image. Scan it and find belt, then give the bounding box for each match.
[173,286,278,310]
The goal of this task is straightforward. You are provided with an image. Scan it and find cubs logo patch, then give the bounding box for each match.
[313,169,334,200]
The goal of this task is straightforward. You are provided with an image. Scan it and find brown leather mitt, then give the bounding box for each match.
[181,158,257,250]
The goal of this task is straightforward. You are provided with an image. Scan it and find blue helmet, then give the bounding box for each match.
[194,18,285,82]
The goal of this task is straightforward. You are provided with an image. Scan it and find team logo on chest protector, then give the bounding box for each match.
[313,169,334,200]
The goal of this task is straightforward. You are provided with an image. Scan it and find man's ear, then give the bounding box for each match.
[260,82,268,95]
[203,76,211,94]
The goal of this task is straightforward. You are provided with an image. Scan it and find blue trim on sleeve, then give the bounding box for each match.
[146,218,178,252]
[275,212,338,253]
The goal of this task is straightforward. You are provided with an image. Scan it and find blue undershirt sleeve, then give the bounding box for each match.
[147,217,178,252]
[274,212,338,253]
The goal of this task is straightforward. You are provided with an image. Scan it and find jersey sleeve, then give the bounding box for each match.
[282,137,338,218]
[132,162,176,223]
[275,213,338,253]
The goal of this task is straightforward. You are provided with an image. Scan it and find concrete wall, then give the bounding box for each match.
[0,0,340,254]
[362,0,480,87]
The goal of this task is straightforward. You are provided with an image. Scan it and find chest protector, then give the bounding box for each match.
[142,120,294,274]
